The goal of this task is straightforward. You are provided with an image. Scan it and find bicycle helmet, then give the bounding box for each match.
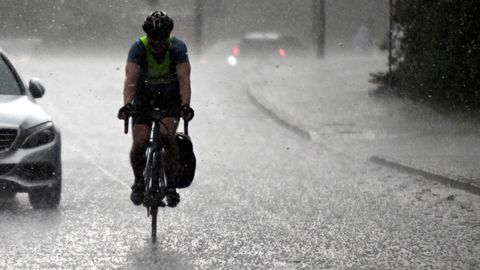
[142,10,174,40]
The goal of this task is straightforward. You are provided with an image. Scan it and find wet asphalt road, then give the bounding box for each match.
[0,54,479,269]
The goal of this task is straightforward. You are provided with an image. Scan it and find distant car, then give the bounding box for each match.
[0,49,61,209]
[226,32,306,66]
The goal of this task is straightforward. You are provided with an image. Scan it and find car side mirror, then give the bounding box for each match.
[29,78,45,98]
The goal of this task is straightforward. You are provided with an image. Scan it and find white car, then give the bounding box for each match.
[0,49,62,209]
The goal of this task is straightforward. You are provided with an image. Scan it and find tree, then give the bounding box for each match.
[313,0,325,58]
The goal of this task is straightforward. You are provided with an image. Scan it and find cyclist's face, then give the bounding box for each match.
[148,37,168,55]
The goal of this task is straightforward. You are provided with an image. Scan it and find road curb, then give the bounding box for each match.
[370,156,480,196]
[247,83,480,196]
[246,84,311,140]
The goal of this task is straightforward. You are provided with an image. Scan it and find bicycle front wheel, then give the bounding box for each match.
[151,206,158,243]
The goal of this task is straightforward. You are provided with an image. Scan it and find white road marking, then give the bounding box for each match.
[68,144,131,190]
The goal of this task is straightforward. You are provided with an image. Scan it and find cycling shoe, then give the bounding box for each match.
[130,183,145,206]
[166,188,180,207]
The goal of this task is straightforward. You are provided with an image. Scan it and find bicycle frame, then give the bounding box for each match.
[144,118,167,206]
[123,107,190,244]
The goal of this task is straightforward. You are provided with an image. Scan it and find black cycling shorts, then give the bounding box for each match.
[132,84,181,126]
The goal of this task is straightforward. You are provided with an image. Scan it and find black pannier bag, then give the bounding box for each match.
[173,133,196,188]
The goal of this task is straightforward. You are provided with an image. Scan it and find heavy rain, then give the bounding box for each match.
[1,0,479,269]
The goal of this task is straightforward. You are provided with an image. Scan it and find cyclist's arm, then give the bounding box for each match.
[176,62,191,106]
[123,62,140,105]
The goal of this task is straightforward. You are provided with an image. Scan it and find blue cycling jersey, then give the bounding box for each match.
[127,36,189,66]
[127,36,189,90]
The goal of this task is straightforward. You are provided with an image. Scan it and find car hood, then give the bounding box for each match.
[0,95,51,130]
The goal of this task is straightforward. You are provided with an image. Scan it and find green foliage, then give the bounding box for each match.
[391,1,480,110]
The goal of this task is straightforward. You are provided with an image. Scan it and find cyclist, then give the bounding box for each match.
[118,10,194,207]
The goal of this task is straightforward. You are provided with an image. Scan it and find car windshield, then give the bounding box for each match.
[241,36,301,56]
[242,39,282,53]
[0,56,22,95]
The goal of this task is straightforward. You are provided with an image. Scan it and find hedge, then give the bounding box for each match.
[381,1,480,110]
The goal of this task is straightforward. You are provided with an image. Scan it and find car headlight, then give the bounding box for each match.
[227,56,238,66]
[21,123,56,149]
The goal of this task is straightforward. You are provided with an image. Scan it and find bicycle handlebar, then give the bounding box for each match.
[123,115,190,135]
[124,117,129,134]
[184,121,189,136]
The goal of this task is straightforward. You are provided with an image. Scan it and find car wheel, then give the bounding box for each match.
[28,184,61,209]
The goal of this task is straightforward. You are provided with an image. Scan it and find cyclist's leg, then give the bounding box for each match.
[159,117,181,207]
[129,120,151,205]
[159,117,180,186]
[130,94,153,185]
[131,123,151,182]
[152,85,182,206]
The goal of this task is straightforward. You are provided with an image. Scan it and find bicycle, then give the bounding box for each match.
[124,108,190,243]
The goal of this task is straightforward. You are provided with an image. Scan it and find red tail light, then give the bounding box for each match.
[278,48,287,57]
[233,47,240,56]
